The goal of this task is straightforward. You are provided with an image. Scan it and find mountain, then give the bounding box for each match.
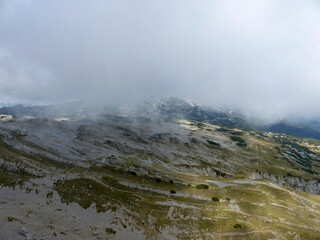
[140,98,249,128]
[3,98,320,141]
[264,122,320,140]
[1,102,320,239]
[141,98,320,140]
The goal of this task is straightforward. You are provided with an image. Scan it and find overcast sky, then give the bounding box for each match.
[0,0,320,120]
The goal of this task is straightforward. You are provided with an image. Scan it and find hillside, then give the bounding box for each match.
[1,113,320,239]
[3,98,320,141]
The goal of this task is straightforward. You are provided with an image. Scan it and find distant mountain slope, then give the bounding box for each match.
[141,98,249,128]
[142,98,320,140]
[264,122,320,140]
[2,98,320,140]
[0,104,52,117]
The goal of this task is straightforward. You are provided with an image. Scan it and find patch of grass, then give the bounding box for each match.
[230,136,247,147]
[211,197,219,202]
[7,216,19,222]
[230,131,243,136]
[46,191,53,199]
[197,123,205,128]
[236,142,247,147]
[233,223,242,229]
[54,178,115,212]
[0,165,36,188]
[207,140,220,147]
[215,127,229,132]
[105,227,116,234]
[196,184,209,189]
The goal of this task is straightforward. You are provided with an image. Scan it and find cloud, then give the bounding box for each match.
[0,48,53,105]
[0,0,319,120]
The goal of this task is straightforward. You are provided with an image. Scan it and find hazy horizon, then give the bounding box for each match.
[1,0,320,121]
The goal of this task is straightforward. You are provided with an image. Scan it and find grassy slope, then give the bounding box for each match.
[1,119,320,239]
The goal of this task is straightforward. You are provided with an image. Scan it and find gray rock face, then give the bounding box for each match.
[253,171,320,195]
[1,113,320,239]
[1,112,320,195]
[18,227,28,236]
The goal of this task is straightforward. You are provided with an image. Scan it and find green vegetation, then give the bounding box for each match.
[54,178,122,212]
[2,118,320,239]
[215,127,229,132]
[46,191,53,199]
[211,197,219,202]
[233,223,242,229]
[206,140,220,147]
[230,131,244,136]
[230,136,247,147]
[7,217,18,222]
[105,228,117,235]
[196,184,209,189]
[0,165,36,189]
[196,123,205,128]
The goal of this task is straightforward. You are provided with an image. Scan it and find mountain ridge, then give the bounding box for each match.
[1,111,320,239]
[2,97,320,140]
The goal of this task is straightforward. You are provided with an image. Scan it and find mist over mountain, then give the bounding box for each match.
[0,0,320,120]
[2,1,320,239]
[1,97,320,238]
[2,97,320,140]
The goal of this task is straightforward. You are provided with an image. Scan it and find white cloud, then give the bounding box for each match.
[0,49,53,105]
[0,0,319,120]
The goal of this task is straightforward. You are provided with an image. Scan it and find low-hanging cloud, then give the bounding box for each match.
[0,0,320,120]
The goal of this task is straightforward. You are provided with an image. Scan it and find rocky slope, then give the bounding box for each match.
[3,98,320,140]
[0,111,320,239]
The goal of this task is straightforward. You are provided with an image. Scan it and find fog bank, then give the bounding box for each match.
[0,0,320,120]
